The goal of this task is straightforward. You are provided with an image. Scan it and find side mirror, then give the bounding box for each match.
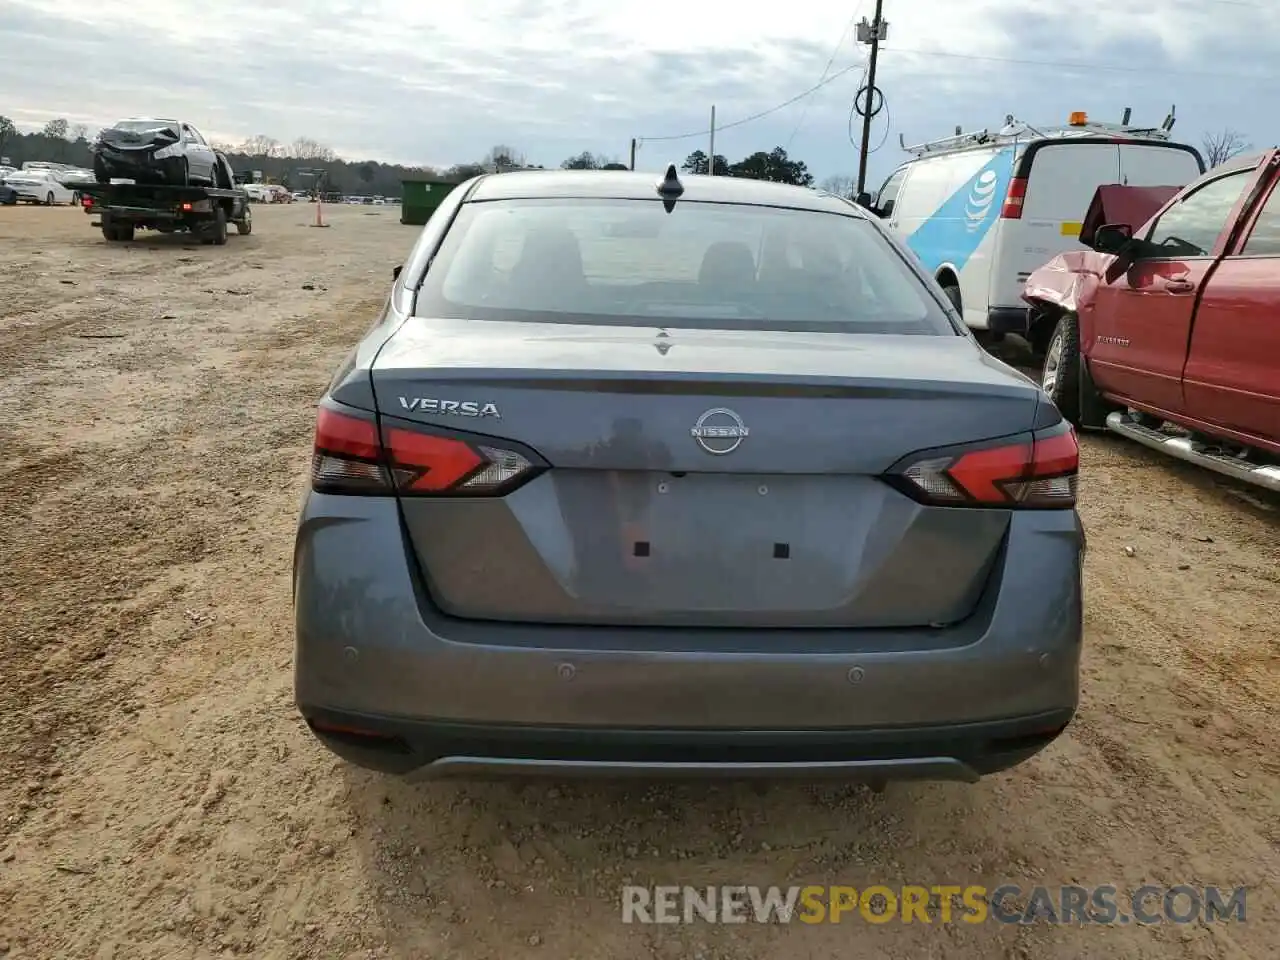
[1092,223,1134,255]
[854,191,877,213]
[392,264,402,281]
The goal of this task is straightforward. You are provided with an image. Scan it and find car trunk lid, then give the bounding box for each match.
[370,318,1042,629]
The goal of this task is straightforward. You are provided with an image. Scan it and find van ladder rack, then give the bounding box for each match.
[899,108,1176,158]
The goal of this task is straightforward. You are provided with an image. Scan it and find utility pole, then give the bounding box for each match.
[629,138,637,171]
[855,0,888,197]
[708,105,716,176]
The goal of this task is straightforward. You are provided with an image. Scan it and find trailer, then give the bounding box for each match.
[67,180,253,245]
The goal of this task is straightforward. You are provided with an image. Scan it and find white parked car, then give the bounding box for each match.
[2,169,76,205]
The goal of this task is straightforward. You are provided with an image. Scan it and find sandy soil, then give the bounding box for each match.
[0,202,1277,960]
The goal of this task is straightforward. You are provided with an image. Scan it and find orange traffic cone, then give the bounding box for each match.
[311,197,329,228]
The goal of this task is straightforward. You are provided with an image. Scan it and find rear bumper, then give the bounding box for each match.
[299,706,1075,781]
[294,493,1085,779]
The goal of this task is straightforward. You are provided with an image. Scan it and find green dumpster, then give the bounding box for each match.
[401,177,459,226]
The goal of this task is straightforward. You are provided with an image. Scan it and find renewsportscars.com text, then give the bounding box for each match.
[621,884,1248,925]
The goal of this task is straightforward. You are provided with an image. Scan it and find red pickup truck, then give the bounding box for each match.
[1023,148,1280,493]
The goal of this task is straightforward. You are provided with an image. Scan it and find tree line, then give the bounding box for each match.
[2,114,845,196]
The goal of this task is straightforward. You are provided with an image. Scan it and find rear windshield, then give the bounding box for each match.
[414,198,955,335]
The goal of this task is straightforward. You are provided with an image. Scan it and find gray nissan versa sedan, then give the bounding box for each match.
[293,165,1084,782]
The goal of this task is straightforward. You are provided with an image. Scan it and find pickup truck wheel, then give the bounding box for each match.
[45,191,55,206]
[235,207,252,235]
[1041,313,1083,424]
[101,213,119,241]
[1042,312,1119,428]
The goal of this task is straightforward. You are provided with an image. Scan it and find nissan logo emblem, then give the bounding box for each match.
[691,407,749,455]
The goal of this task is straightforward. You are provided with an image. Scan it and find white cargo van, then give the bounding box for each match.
[863,110,1205,352]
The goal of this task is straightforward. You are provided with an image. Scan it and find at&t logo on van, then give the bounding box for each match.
[965,170,1001,232]
[904,147,1016,274]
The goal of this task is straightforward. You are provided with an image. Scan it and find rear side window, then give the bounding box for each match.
[1145,170,1252,256]
[1239,179,1280,256]
[416,198,954,335]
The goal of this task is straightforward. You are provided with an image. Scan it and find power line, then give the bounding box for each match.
[636,59,865,144]
[785,2,866,151]
[848,96,891,156]
[638,42,1271,148]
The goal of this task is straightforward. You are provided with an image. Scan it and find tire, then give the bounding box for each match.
[117,222,135,242]
[209,205,228,246]
[101,212,123,242]
[235,206,252,235]
[941,283,962,312]
[45,191,55,206]
[1040,312,1118,428]
[1040,313,1081,424]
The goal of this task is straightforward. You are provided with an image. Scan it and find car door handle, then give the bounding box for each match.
[1163,278,1195,293]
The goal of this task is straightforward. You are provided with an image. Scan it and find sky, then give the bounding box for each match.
[0,0,1273,188]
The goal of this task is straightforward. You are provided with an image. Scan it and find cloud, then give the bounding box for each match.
[0,0,1272,182]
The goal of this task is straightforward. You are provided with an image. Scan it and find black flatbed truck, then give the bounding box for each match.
[67,181,253,245]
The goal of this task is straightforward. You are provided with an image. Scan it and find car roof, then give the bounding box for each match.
[465,169,866,216]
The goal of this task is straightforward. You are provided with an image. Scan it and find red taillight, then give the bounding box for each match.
[382,418,540,495]
[309,403,542,497]
[180,202,193,212]
[891,424,1078,509]
[312,406,390,494]
[1000,177,1027,219]
[81,196,93,208]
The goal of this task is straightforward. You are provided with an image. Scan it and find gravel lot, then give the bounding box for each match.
[1,202,1277,960]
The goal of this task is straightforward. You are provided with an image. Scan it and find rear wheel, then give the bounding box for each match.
[45,191,54,206]
[100,213,132,242]
[204,205,228,246]
[235,206,252,235]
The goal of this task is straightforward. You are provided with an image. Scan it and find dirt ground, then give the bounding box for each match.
[1,202,1277,960]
